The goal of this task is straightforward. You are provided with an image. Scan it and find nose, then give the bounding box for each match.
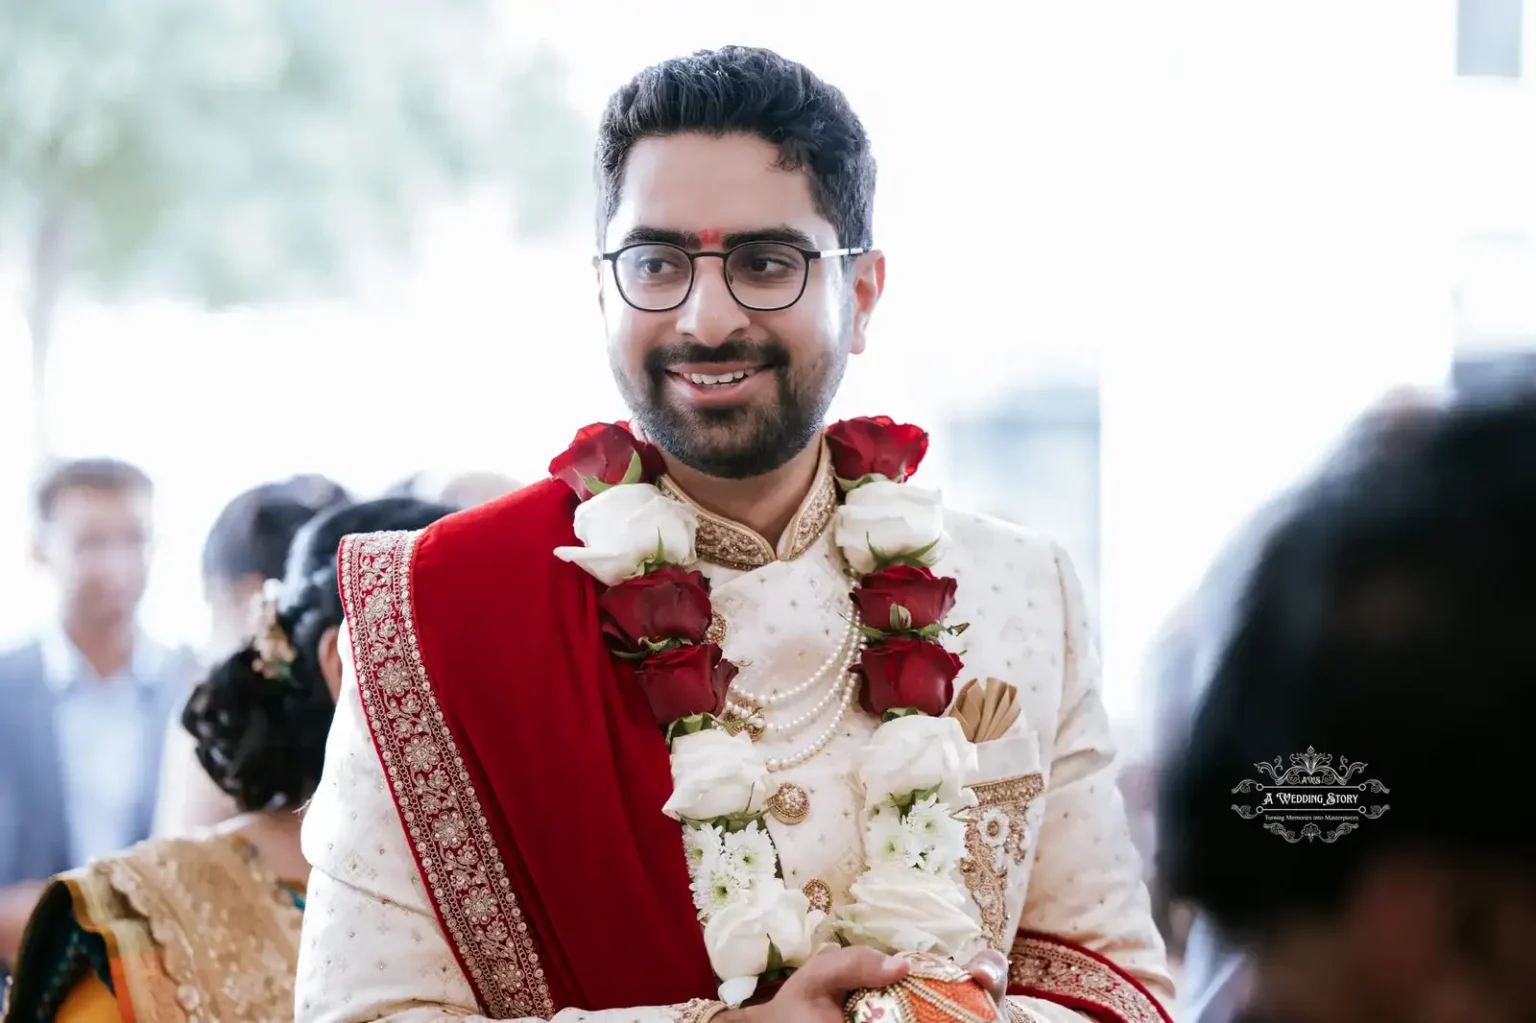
[675,258,751,345]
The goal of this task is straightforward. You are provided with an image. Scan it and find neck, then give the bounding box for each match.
[221,808,311,887]
[662,438,822,547]
[63,612,135,679]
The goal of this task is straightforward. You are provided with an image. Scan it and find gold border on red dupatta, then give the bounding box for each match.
[339,530,554,1020]
[1008,931,1173,1023]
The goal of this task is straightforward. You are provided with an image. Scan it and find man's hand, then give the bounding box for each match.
[0,880,47,967]
[725,946,911,1023]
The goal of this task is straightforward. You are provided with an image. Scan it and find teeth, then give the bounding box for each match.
[686,370,751,386]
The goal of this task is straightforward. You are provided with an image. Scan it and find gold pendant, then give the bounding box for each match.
[768,781,811,825]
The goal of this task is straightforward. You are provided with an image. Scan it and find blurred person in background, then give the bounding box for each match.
[150,475,350,839]
[385,470,523,509]
[1152,388,1441,1022]
[0,460,197,971]
[1,497,454,1023]
[1159,390,1536,1022]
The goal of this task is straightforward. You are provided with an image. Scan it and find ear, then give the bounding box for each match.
[318,624,344,701]
[593,256,607,318]
[849,251,886,356]
[30,526,48,568]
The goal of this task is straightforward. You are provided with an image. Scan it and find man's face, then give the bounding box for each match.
[36,485,152,626]
[600,132,884,479]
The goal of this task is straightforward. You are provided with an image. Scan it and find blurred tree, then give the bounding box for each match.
[0,0,591,459]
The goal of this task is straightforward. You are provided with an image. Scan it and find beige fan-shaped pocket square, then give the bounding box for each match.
[947,677,1021,743]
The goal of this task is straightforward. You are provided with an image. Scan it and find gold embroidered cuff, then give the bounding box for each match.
[675,997,731,1022]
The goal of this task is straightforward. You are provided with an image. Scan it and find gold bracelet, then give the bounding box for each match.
[676,997,731,1022]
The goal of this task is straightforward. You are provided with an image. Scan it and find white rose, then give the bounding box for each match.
[836,864,982,958]
[662,729,772,823]
[705,881,827,1006]
[856,714,978,810]
[553,483,698,586]
[834,480,946,577]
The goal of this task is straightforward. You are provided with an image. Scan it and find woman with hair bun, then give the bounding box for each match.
[2,497,454,1023]
[152,475,350,838]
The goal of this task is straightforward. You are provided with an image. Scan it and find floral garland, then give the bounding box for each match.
[548,418,981,1006]
[821,418,982,960]
[549,424,819,1008]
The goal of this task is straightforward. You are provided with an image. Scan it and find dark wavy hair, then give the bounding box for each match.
[1159,388,1536,939]
[201,475,351,586]
[595,46,877,250]
[182,497,454,812]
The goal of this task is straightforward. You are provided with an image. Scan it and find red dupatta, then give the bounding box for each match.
[337,480,715,1017]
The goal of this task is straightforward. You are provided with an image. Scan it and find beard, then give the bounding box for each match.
[615,335,848,480]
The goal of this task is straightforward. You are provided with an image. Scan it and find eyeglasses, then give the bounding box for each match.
[601,240,868,313]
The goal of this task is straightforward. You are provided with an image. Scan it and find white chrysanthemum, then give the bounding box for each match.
[683,823,725,876]
[722,822,778,885]
[866,806,921,869]
[905,795,969,875]
[692,858,754,919]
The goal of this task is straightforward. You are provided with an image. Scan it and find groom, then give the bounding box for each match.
[295,46,1172,1023]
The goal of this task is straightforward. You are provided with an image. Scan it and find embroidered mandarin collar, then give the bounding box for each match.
[656,442,838,571]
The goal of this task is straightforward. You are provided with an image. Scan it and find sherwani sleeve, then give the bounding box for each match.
[294,620,724,1023]
[1002,546,1175,1023]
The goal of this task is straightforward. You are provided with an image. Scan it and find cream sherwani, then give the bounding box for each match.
[295,458,1173,1023]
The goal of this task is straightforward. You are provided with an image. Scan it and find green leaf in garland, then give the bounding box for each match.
[881,707,926,723]
[858,623,889,642]
[869,536,941,571]
[583,474,614,496]
[664,712,720,746]
[834,472,892,493]
[618,449,645,487]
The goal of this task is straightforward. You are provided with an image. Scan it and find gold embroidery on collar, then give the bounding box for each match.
[657,444,838,571]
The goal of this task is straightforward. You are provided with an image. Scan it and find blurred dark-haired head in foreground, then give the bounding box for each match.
[1160,388,1536,1022]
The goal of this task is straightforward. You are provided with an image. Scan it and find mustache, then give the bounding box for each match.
[645,339,790,374]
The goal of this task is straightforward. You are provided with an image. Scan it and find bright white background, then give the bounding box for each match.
[4,1,1534,751]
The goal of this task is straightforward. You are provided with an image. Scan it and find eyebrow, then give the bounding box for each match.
[617,225,819,250]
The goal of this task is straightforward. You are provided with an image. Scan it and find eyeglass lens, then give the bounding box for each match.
[613,242,808,311]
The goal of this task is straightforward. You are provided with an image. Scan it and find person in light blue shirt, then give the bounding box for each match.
[0,458,195,971]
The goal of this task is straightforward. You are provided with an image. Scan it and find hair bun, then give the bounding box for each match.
[182,642,333,812]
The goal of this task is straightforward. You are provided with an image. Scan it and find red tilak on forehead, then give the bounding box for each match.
[698,228,724,246]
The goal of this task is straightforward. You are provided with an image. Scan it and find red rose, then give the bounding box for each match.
[825,416,930,484]
[857,637,962,718]
[633,643,739,726]
[548,422,667,500]
[853,565,958,633]
[600,567,713,653]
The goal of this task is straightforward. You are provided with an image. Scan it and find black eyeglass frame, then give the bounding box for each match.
[599,241,870,313]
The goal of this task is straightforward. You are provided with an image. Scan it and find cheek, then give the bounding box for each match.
[606,305,667,367]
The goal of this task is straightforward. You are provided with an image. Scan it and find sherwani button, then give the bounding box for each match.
[768,782,810,824]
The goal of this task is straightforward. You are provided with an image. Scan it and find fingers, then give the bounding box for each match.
[798,945,910,997]
[966,948,1009,1000]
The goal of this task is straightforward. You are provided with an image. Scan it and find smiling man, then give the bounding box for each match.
[294,47,1171,1023]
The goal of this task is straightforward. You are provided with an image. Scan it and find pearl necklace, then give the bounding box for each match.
[723,605,865,772]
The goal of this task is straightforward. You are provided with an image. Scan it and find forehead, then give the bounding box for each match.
[46,485,150,529]
[606,132,835,249]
